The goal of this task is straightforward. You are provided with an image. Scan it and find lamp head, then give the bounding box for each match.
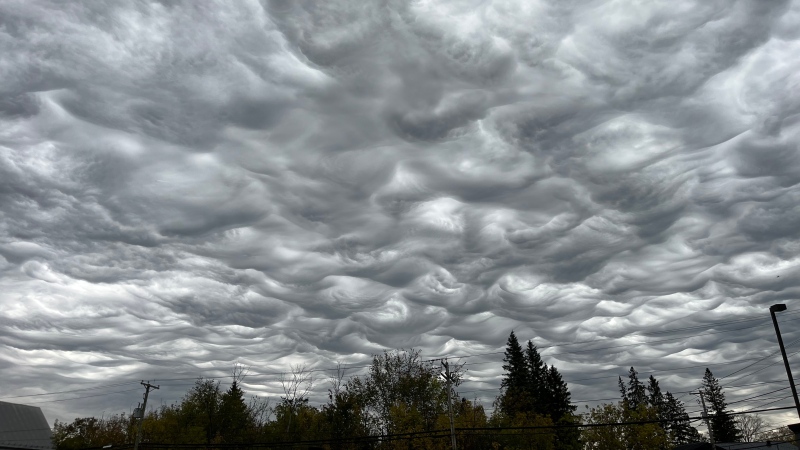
[770,304,787,313]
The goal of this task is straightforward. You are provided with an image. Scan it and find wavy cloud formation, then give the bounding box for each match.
[2,0,800,425]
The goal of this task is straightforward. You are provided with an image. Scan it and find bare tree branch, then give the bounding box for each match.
[737,413,770,443]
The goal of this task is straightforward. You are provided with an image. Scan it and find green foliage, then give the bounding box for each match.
[452,398,490,450]
[582,402,669,450]
[179,378,223,444]
[322,388,371,450]
[272,398,324,442]
[493,412,556,450]
[617,369,701,448]
[142,404,205,444]
[347,348,453,436]
[52,415,133,450]
[48,344,735,450]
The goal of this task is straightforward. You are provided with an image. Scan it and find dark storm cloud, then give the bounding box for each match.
[1,0,800,427]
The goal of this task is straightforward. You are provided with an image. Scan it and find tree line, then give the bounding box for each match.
[52,331,796,450]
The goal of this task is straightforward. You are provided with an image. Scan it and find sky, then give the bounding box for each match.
[2,0,800,431]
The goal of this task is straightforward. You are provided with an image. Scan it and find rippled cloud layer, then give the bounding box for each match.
[2,0,800,425]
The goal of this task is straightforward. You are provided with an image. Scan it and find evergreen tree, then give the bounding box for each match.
[645,375,702,446]
[646,376,664,416]
[646,375,669,442]
[620,367,648,410]
[496,333,579,450]
[219,380,253,443]
[498,331,531,417]
[545,365,576,420]
[525,340,548,415]
[545,364,580,450]
[664,392,703,445]
[701,368,741,442]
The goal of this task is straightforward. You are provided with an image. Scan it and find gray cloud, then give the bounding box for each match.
[1,0,800,429]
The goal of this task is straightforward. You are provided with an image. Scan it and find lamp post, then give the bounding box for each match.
[769,304,800,420]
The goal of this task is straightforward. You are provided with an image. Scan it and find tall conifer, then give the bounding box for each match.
[665,392,702,445]
[496,332,578,450]
[647,374,702,446]
[545,365,575,420]
[525,340,547,414]
[621,367,647,410]
[701,368,741,442]
[498,331,529,417]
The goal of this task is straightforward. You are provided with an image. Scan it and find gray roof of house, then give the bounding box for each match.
[677,442,798,450]
[717,443,798,450]
[0,401,53,450]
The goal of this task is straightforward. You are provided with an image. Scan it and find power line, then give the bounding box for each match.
[743,395,796,413]
[675,341,800,402]
[21,388,143,405]
[727,387,791,405]
[0,381,140,399]
[7,315,798,407]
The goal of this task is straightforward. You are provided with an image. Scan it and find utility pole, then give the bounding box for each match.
[133,381,159,450]
[696,391,715,448]
[441,360,457,450]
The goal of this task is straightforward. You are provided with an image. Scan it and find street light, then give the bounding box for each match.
[769,304,800,420]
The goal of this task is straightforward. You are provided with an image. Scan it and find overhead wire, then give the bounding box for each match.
[0,381,141,399]
[5,313,798,409]
[21,388,143,405]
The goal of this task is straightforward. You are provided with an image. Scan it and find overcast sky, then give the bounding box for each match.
[2,0,800,430]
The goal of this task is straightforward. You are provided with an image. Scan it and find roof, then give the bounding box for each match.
[0,401,54,450]
[717,443,798,450]
[677,443,798,450]
[676,443,715,450]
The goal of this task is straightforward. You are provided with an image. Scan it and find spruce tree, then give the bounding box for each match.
[646,375,664,414]
[497,332,579,450]
[664,392,702,445]
[545,364,576,420]
[498,331,530,417]
[525,340,547,415]
[620,367,647,410]
[646,375,702,445]
[219,380,253,443]
[539,362,578,450]
[701,368,741,442]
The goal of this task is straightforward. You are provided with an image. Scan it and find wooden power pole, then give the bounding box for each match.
[696,391,715,448]
[441,360,457,450]
[133,381,159,450]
